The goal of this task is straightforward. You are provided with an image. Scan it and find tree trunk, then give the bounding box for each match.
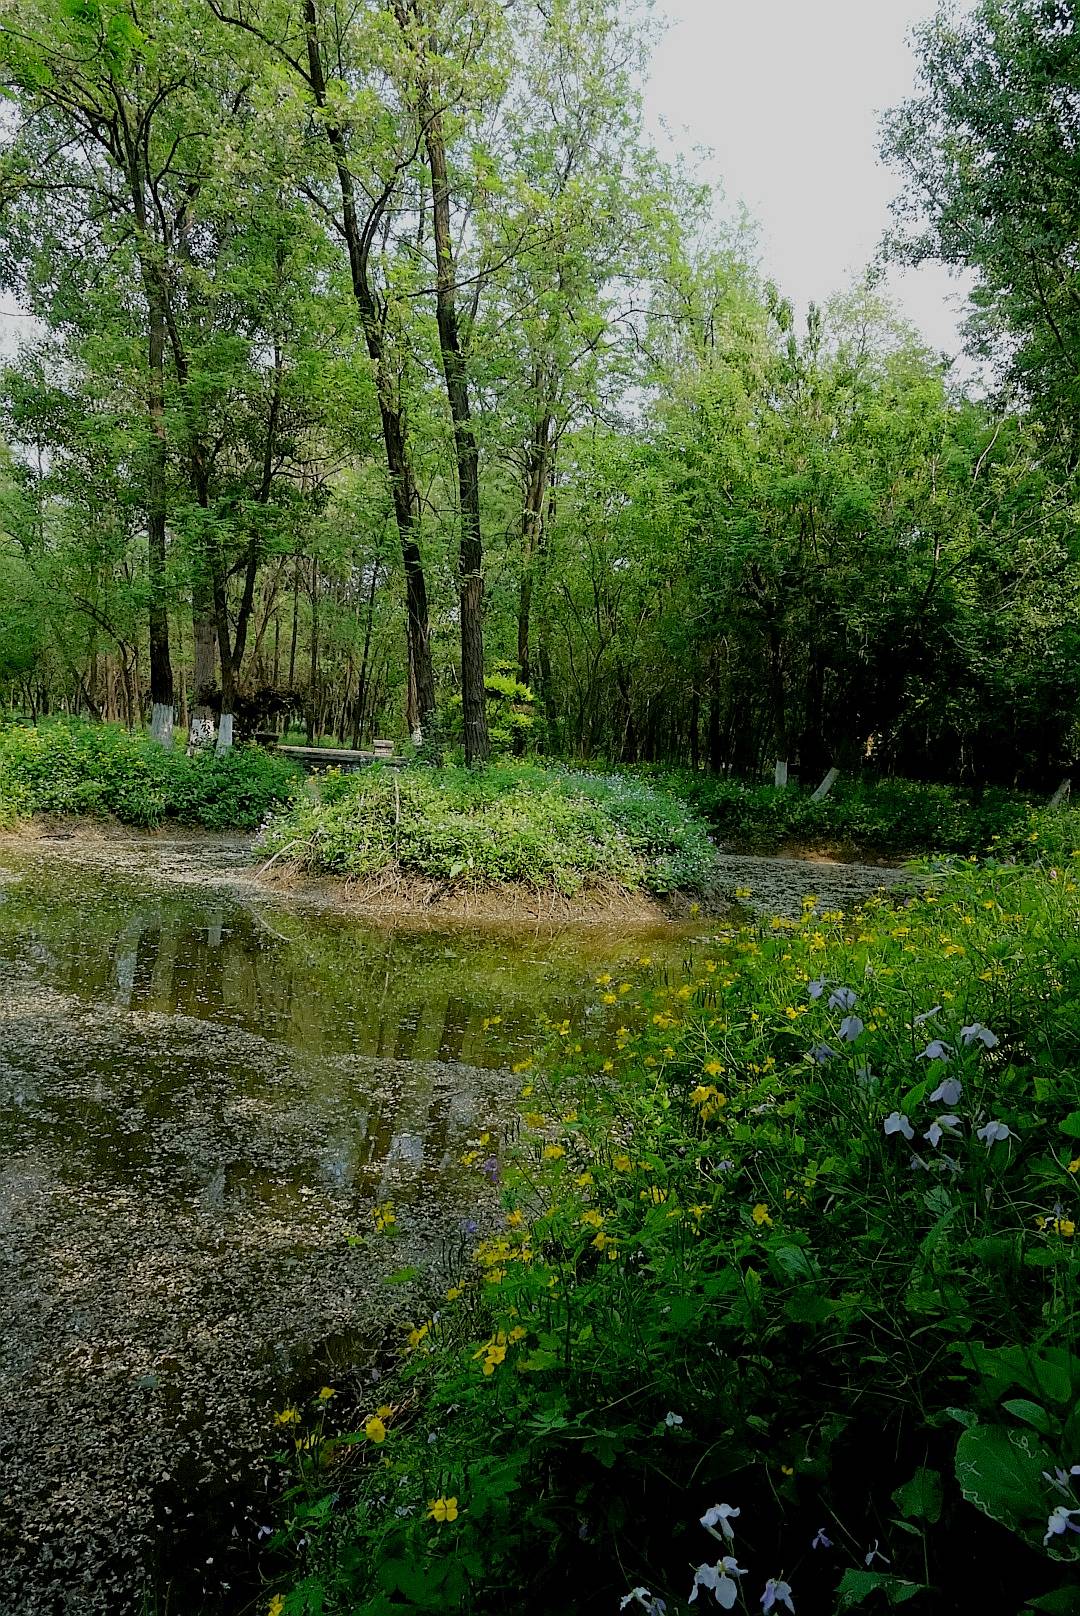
[127,134,174,746]
[418,73,488,765]
[301,0,436,746]
[517,406,553,697]
[144,266,174,746]
[190,569,218,749]
[307,554,319,744]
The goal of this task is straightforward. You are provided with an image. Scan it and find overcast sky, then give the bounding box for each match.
[643,0,976,360]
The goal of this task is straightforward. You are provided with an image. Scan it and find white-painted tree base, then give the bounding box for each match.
[150,703,174,748]
[188,714,216,752]
[215,712,234,754]
[774,759,789,789]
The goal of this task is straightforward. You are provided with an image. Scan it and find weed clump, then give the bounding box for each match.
[257,763,717,897]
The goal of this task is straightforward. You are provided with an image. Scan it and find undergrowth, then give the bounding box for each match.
[0,718,301,829]
[269,856,1080,1616]
[656,771,1080,860]
[256,764,717,897]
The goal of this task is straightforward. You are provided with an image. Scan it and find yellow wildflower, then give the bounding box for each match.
[273,1407,300,1427]
[580,1209,604,1227]
[446,1285,463,1301]
[316,1386,335,1402]
[508,1326,526,1344]
[506,1209,525,1228]
[363,1415,387,1444]
[751,1203,773,1228]
[1068,1158,1080,1175]
[613,1154,632,1172]
[427,1496,460,1522]
[542,1144,566,1160]
[268,1597,285,1616]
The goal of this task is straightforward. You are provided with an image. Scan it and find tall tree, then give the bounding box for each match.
[882,0,1080,462]
[0,0,206,741]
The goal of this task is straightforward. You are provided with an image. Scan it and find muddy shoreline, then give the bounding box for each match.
[0,818,913,923]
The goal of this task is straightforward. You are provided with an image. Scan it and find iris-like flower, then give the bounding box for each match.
[665,1411,684,1427]
[884,1111,914,1142]
[690,1558,746,1609]
[1044,1506,1080,1546]
[828,986,857,1011]
[924,1114,962,1149]
[761,1578,795,1613]
[977,1119,1014,1146]
[480,1155,500,1183]
[914,1004,942,1025]
[808,979,826,1000]
[809,1043,839,1064]
[864,1540,890,1567]
[918,1040,952,1062]
[838,1015,864,1043]
[811,1527,832,1550]
[701,1503,740,1542]
[929,1076,962,1106]
[960,1023,999,1049]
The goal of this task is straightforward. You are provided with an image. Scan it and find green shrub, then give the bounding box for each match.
[442,667,539,756]
[659,769,1080,859]
[257,763,717,896]
[273,857,1080,1615]
[0,718,301,829]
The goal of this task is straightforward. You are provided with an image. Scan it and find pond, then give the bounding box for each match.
[0,834,707,1615]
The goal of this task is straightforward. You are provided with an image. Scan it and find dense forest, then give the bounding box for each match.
[1,0,1078,784]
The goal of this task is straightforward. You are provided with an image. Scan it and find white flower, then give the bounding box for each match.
[924,1114,961,1149]
[700,1503,740,1542]
[961,1022,999,1049]
[883,1111,914,1141]
[929,1076,962,1105]
[1042,1466,1080,1496]
[864,1539,890,1567]
[690,1558,745,1609]
[976,1119,1014,1146]
[621,1589,667,1612]
[1044,1506,1080,1546]
[664,1411,684,1427]
[761,1578,795,1613]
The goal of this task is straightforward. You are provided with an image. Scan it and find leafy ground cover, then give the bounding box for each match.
[0,718,301,830]
[256,763,717,897]
[270,856,1080,1615]
[658,771,1080,860]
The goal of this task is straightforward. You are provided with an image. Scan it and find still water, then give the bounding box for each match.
[0,836,699,1615]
